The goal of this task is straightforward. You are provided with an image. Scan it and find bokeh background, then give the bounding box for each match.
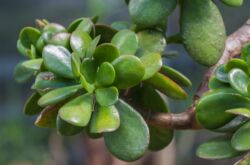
[1,0,250,164]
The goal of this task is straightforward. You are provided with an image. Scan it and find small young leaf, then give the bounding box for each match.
[24,93,43,116]
[38,84,82,107]
[226,108,250,118]
[47,32,71,49]
[111,29,138,55]
[70,31,92,57]
[96,62,115,86]
[196,135,242,159]
[59,94,93,127]
[215,65,229,83]
[19,27,41,49]
[86,35,101,58]
[104,100,149,161]
[112,55,145,89]
[75,18,93,34]
[43,45,74,79]
[68,18,85,33]
[225,59,250,75]
[80,58,98,83]
[232,121,250,151]
[22,59,43,70]
[43,23,66,33]
[90,105,120,133]
[93,43,120,64]
[95,87,119,106]
[93,24,118,43]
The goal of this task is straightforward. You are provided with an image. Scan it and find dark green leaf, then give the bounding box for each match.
[24,93,43,116]
[93,24,118,43]
[225,59,250,75]
[19,27,41,48]
[57,116,84,136]
[232,121,250,151]
[241,43,250,65]
[93,43,120,64]
[80,58,98,83]
[215,65,229,83]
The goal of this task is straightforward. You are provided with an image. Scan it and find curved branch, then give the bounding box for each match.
[147,18,250,130]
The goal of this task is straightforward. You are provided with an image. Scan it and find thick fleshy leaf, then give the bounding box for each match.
[242,43,250,65]
[86,35,101,58]
[93,24,117,43]
[80,58,98,83]
[70,31,92,57]
[111,29,138,55]
[226,108,250,118]
[221,0,243,7]
[228,68,249,96]
[17,39,28,56]
[95,87,119,106]
[225,59,250,75]
[93,43,120,64]
[160,65,192,87]
[14,61,34,83]
[96,62,115,86]
[38,84,82,107]
[90,106,120,133]
[71,53,81,78]
[208,76,230,90]
[145,72,187,99]
[140,53,162,80]
[112,55,145,89]
[32,72,76,93]
[26,44,38,59]
[24,93,43,116]
[35,104,61,128]
[22,59,43,70]
[136,30,166,57]
[196,136,242,159]
[47,32,70,48]
[104,100,149,161]
[215,65,229,83]
[43,23,66,33]
[59,94,93,127]
[19,27,41,48]
[111,21,131,31]
[74,18,93,34]
[232,121,250,151]
[36,36,45,54]
[57,116,84,136]
[67,18,85,33]
[196,89,250,129]
[43,45,73,79]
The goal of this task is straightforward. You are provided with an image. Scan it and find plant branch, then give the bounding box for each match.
[146,18,250,130]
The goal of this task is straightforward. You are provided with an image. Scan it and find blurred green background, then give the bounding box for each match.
[0,0,250,164]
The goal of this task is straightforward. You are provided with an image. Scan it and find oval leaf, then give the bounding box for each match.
[95,87,119,106]
[24,93,43,116]
[96,62,115,86]
[93,43,120,64]
[226,108,250,118]
[19,27,41,48]
[215,64,229,83]
[57,116,84,136]
[232,121,250,151]
[70,31,92,57]
[80,58,98,83]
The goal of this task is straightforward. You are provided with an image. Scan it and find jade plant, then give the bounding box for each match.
[14,0,250,163]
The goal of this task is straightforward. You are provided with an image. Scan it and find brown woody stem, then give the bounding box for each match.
[147,18,250,130]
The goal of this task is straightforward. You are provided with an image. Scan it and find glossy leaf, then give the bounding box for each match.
[96,62,115,86]
[232,121,250,151]
[104,100,149,161]
[160,65,192,87]
[19,27,41,48]
[221,0,243,7]
[70,31,92,57]
[208,76,230,90]
[59,94,93,127]
[86,35,101,58]
[95,87,119,106]
[196,136,242,159]
[196,89,250,129]
[111,21,131,31]
[225,59,249,75]
[67,18,85,33]
[38,84,82,107]
[36,36,45,54]
[57,116,84,136]
[43,45,74,79]
[90,106,120,133]
[242,43,250,65]
[17,39,28,56]
[93,24,117,43]
[145,72,187,99]
[47,32,71,48]
[93,43,120,64]
[112,55,145,89]
[80,58,98,83]
[43,23,66,33]
[13,61,34,83]
[24,93,43,116]
[215,65,229,83]
[74,18,93,34]
[140,52,162,80]
[226,108,250,118]
[22,59,43,70]
[111,29,138,55]
[71,53,81,78]
[228,68,249,96]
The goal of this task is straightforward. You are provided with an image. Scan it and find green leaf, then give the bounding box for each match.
[93,43,120,64]
[232,121,250,151]
[19,27,41,49]
[136,30,166,57]
[145,72,187,99]
[95,87,119,106]
[111,29,138,55]
[75,18,93,34]
[86,35,101,58]
[24,93,43,116]
[47,32,71,49]
[22,59,43,70]
[36,36,45,54]
[38,84,82,107]
[26,44,38,59]
[35,104,61,128]
[225,59,250,75]
[196,89,250,129]
[68,18,85,33]
[71,53,81,78]
[160,65,192,87]
[13,61,34,83]
[93,24,118,43]
[59,94,93,127]
[70,31,92,58]
[104,100,149,161]
[140,52,162,80]
[43,45,74,79]
[226,108,250,118]
[90,105,120,133]
[57,116,84,136]
[96,62,115,86]
[221,0,243,7]
[80,58,98,83]
[208,76,230,90]
[242,43,250,65]
[17,39,28,56]
[111,21,131,31]
[112,55,145,89]
[228,69,249,96]
[43,23,66,33]
[196,135,242,159]
[215,64,229,83]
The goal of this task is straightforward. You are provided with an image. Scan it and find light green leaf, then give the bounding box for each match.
[95,87,119,106]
